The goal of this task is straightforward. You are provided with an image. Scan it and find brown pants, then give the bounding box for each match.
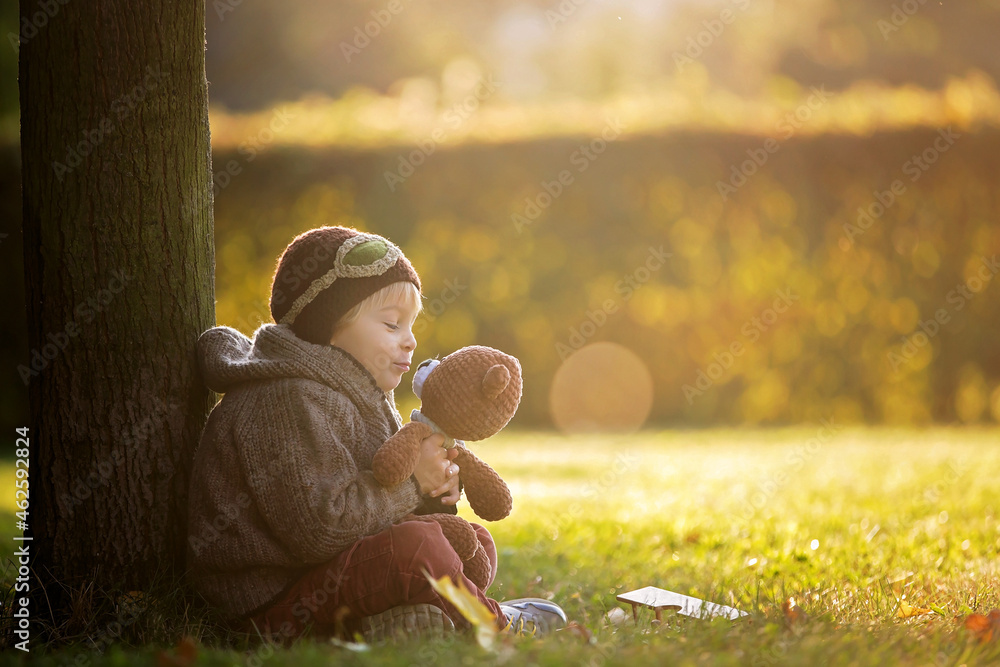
[242,519,506,642]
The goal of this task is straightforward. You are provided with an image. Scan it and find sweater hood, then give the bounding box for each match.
[197,323,392,409]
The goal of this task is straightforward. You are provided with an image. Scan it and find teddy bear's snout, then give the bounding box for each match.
[411,359,440,398]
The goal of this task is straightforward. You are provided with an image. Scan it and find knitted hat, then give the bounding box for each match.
[269,226,421,345]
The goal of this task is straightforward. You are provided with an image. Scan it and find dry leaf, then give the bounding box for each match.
[329,637,370,652]
[896,602,933,619]
[424,571,498,649]
[156,636,198,667]
[963,609,1000,643]
[782,597,808,628]
[559,620,592,643]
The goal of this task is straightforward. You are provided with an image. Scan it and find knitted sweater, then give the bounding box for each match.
[186,323,423,619]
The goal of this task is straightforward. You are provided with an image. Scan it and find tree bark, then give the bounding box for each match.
[18,0,215,628]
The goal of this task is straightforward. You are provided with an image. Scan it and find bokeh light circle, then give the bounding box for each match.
[549,342,654,434]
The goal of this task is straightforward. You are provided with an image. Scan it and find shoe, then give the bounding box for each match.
[499,598,568,636]
[360,603,456,643]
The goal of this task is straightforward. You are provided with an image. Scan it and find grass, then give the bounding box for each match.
[2,426,999,665]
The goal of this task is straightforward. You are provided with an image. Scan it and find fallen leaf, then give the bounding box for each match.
[329,637,370,652]
[782,597,808,628]
[896,602,933,619]
[424,570,497,649]
[156,636,198,667]
[963,609,1000,643]
[558,620,592,643]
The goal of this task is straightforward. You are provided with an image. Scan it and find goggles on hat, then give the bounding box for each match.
[279,233,402,326]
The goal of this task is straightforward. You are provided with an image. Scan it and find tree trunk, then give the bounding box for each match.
[18,0,215,629]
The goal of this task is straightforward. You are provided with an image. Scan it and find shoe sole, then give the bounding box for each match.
[360,603,456,644]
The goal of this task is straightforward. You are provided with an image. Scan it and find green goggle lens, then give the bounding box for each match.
[342,239,389,266]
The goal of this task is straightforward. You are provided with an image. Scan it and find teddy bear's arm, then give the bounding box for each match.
[372,421,434,487]
[453,447,513,522]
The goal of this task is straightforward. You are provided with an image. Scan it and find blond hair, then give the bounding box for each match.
[332,281,423,334]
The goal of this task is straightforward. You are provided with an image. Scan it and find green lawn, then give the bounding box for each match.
[3,427,999,665]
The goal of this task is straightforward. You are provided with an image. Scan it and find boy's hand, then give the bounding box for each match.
[428,448,461,505]
[413,432,460,496]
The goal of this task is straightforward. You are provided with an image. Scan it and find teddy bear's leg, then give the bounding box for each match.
[372,421,434,487]
[462,542,492,592]
[399,513,479,561]
[454,448,513,522]
[430,514,480,561]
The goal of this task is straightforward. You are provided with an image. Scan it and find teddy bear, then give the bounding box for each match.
[372,345,521,590]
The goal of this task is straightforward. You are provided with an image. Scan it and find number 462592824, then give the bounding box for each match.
[15,427,29,526]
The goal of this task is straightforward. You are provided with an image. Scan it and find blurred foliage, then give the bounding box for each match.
[198,0,1000,112]
[4,0,1000,133]
[5,0,1000,432]
[205,69,1000,149]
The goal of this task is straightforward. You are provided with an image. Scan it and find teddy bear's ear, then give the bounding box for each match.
[482,364,511,400]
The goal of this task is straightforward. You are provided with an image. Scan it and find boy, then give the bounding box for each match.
[186,225,566,642]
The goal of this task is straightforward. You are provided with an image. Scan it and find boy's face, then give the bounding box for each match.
[329,292,418,393]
